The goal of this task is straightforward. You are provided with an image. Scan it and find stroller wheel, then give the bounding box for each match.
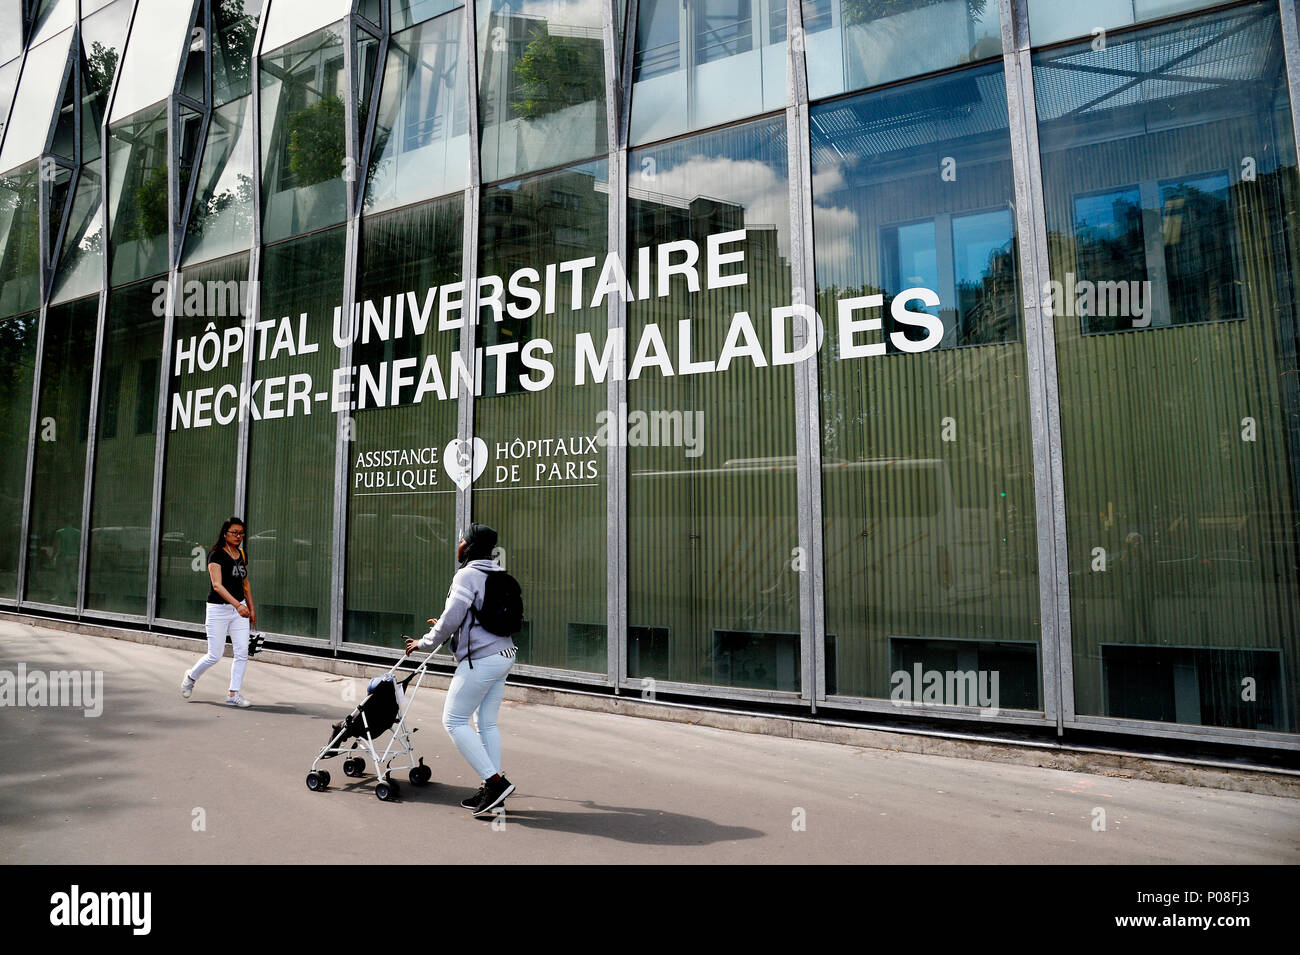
[409,764,432,786]
[318,770,331,787]
[305,771,326,792]
[376,779,400,802]
[344,757,365,777]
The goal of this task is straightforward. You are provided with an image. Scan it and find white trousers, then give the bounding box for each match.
[189,603,251,692]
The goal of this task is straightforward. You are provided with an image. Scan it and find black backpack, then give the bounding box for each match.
[466,570,523,664]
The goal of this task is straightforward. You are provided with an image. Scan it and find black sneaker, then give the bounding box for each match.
[460,785,486,810]
[472,775,515,817]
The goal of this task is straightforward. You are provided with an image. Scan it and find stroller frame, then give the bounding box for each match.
[305,646,439,801]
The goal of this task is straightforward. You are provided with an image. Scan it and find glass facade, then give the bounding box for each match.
[0,0,1296,747]
[344,196,463,646]
[627,119,800,691]
[811,61,1041,707]
[1035,3,1300,731]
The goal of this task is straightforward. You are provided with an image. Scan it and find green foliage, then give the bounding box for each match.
[840,0,987,27]
[189,173,256,238]
[134,165,170,240]
[0,168,41,286]
[214,0,258,95]
[287,95,346,187]
[86,40,119,99]
[510,31,604,121]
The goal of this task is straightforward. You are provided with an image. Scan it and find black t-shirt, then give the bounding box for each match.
[206,547,248,605]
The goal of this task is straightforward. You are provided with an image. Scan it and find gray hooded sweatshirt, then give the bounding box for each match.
[416,558,517,662]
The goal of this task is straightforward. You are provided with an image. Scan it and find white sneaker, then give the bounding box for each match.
[226,693,251,708]
[181,672,195,699]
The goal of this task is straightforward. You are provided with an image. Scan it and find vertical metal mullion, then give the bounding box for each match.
[620,0,637,148]
[1280,0,1300,178]
[354,24,387,219]
[76,274,109,617]
[605,0,628,688]
[785,0,822,710]
[238,4,272,519]
[458,1,483,543]
[149,270,179,625]
[331,12,364,650]
[48,22,81,295]
[16,303,48,606]
[37,161,50,294]
[999,0,1070,731]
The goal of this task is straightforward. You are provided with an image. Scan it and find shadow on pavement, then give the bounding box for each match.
[484,798,765,846]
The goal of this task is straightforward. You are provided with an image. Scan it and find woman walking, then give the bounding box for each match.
[181,516,257,707]
[405,523,518,816]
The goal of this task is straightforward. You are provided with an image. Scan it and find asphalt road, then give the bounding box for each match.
[1,620,1297,864]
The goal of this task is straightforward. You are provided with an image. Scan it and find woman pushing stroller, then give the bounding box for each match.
[406,523,521,817]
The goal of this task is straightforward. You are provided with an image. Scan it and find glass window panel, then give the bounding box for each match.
[45,160,72,258]
[0,59,21,142]
[811,62,1040,706]
[181,6,208,103]
[1034,3,1300,731]
[107,103,170,286]
[477,0,608,181]
[344,197,463,647]
[51,165,105,304]
[0,28,73,173]
[156,252,249,623]
[0,162,41,319]
[259,26,348,243]
[109,0,197,123]
[627,118,799,691]
[630,0,784,145]
[473,160,608,672]
[49,61,78,161]
[803,0,1001,102]
[0,1,24,63]
[25,295,98,606]
[86,279,163,615]
[212,0,263,105]
[183,96,255,265]
[260,0,352,55]
[30,0,75,46]
[364,13,469,213]
[246,228,345,639]
[357,30,380,137]
[0,309,38,598]
[80,0,133,164]
[1029,0,1225,47]
[391,0,461,32]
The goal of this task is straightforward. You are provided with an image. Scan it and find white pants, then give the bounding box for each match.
[189,603,251,693]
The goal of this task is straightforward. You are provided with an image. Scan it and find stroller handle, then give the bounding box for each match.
[392,638,441,673]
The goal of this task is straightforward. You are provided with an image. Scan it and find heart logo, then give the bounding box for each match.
[443,437,488,489]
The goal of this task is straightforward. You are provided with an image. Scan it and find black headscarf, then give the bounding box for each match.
[460,523,498,566]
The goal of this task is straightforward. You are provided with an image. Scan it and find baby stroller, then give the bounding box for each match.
[306,646,436,801]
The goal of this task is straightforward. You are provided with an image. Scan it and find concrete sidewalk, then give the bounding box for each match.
[1,619,1297,864]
